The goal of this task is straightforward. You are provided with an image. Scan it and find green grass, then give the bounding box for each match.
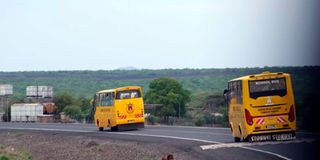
[0,144,33,160]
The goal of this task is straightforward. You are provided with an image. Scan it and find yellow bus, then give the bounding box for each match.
[224,72,296,142]
[93,86,145,131]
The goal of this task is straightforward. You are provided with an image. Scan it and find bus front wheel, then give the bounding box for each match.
[99,127,103,131]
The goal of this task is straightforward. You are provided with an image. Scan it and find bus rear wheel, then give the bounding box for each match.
[111,126,118,131]
[99,127,103,131]
[234,137,241,142]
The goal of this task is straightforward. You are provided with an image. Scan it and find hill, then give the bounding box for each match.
[1,66,318,99]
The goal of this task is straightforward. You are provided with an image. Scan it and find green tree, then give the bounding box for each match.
[144,77,190,118]
[76,97,93,122]
[63,105,82,121]
[53,92,74,114]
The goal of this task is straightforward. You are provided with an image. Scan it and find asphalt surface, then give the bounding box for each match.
[0,122,319,160]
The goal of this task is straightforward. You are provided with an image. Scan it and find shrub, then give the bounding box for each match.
[63,105,82,121]
[194,117,205,126]
[147,115,160,124]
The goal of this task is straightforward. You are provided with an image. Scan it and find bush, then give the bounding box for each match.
[63,105,82,121]
[194,117,205,126]
[203,114,214,124]
[147,115,160,124]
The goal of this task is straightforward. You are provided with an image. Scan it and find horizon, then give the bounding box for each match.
[0,65,319,73]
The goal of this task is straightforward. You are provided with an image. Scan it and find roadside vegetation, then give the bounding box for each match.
[1,66,319,131]
[0,144,33,160]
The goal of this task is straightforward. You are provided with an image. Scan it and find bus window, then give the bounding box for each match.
[229,81,235,99]
[116,90,141,100]
[236,81,243,104]
[249,78,287,99]
[100,92,115,106]
[229,81,242,104]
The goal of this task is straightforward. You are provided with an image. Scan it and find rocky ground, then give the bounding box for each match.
[0,131,184,160]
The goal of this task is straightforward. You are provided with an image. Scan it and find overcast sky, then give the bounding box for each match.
[0,0,319,71]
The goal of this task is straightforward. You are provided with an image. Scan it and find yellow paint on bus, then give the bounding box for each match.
[224,72,296,142]
[93,86,145,131]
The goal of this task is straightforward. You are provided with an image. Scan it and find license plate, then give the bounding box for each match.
[272,133,295,141]
[267,124,276,129]
[250,135,272,141]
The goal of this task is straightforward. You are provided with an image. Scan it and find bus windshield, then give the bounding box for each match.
[116,90,141,100]
[249,78,287,99]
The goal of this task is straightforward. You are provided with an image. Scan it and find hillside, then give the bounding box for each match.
[0,66,319,100]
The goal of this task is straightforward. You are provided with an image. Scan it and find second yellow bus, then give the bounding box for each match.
[93,86,145,131]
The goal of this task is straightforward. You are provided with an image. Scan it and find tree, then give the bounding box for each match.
[76,97,93,123]
[53,92,74,114]
[63,105,82,121]
[144,77,190,118]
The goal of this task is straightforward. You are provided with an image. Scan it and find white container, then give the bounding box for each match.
[0,84,13,96]
[10,103,43,122]
[26,86,53,98]
[26,86,38,97]
[38,86,53,98]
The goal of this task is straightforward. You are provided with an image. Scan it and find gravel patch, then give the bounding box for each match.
[0,131,193,160]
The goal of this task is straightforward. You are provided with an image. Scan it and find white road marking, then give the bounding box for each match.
[147,128,232,136]
[200,139,317,160]
[146,125,230,130]
[107,132,221,143]
[0,126,220,144]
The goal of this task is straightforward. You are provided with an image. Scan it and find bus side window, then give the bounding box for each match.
[237,81,243,104]
[103,93,109,106]
[105,92,114,106]
[110,92,115,106]
[96,94,101,106]
[100,93,106,106]
[230,81,236,100]
[99,93,103,106]
[233,81,238,103]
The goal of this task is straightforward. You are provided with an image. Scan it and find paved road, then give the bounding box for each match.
[0,122,319,160]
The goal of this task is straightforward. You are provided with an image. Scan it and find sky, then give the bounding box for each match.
[0,0,319,71]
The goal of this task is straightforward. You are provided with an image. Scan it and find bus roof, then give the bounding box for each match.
[97,89,115,94]
[97,86,141,94]
[229,71,289,82]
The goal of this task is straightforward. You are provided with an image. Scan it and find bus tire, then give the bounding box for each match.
[99,127,104,131]
[243,136,249,142]
[111,126,118,131]
[234,137,241,142]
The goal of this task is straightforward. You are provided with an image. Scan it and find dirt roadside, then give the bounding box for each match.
[0,130,192,160]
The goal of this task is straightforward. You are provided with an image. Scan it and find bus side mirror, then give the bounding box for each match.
[223,89,229,103]
[92,94,97,107]
[90,99,94,106]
